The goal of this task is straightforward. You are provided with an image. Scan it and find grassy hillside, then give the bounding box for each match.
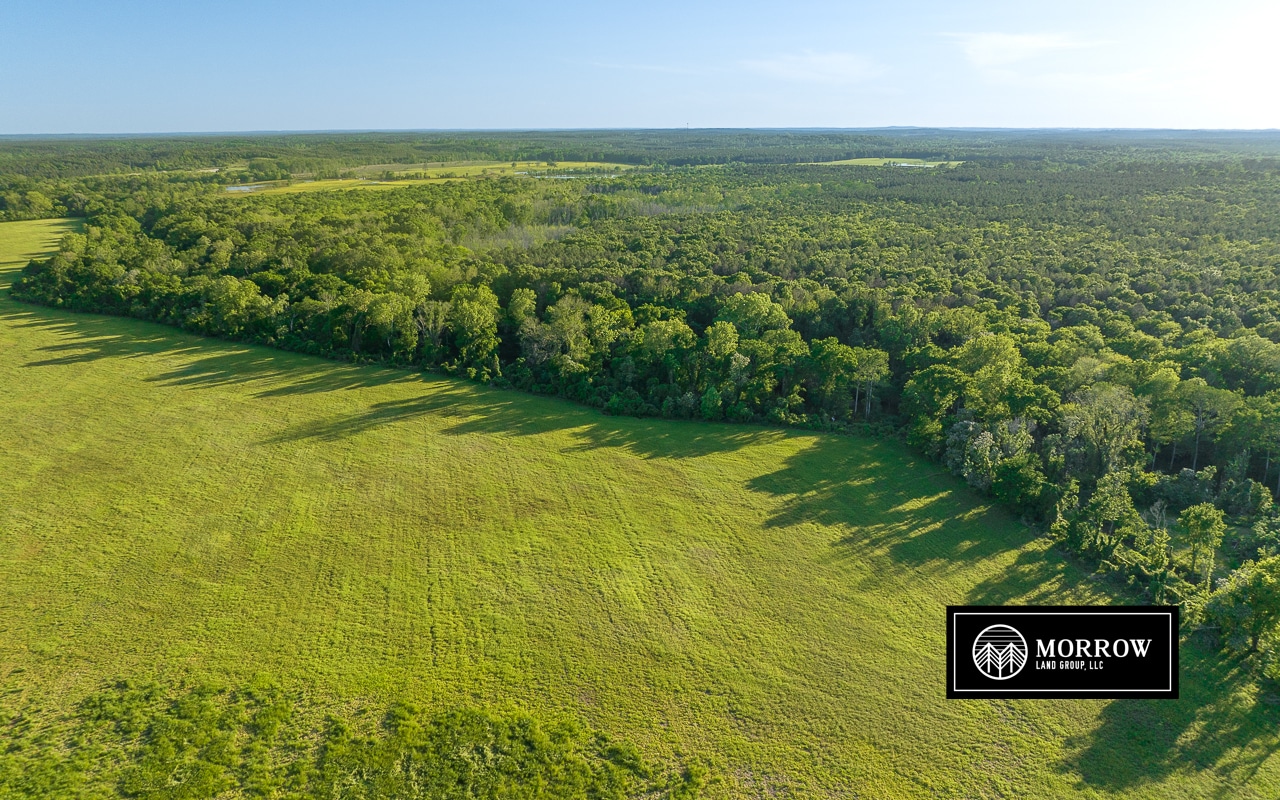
[2,218,1279,798]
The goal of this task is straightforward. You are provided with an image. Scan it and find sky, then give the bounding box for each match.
[2,0,1278,134]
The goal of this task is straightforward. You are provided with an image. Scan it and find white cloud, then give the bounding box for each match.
[949,33,1100,69]
[741,51,883,85]
[1179,2,1280,123]
[939,5,1280,128]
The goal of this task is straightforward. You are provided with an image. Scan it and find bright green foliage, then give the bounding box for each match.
[1070,471,1145,556]
[312,705,651,800]
[1206,557,1280,653]
[1059,384,1150,484]
[0,682,660,800]
[714,293,791,339]
[805,337,860,418]
[367,292,419,358]
[901,364,968,452]
[1178,379,1242,471]
[191,274,280,338]
[1181,503,1229,587]
[447,283,501,379]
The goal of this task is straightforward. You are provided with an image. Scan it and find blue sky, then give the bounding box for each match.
[2,0,1277,133]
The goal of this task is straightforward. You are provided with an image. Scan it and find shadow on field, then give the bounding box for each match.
[5,305,200,366]
[5,303,414,396]
[263,386,783,460]
[964,547,1081,606]
[144,348,413,398]
[1061,643,1280,795]
[4,300,778,460]
[743,435,1027,585]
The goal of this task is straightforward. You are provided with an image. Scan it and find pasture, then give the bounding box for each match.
[803,157,965,167]
[227,160,637,194]
[349,159,640,177]
[2,218,1279,797]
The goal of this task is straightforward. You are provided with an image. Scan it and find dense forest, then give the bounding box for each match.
[10,130,1280,675]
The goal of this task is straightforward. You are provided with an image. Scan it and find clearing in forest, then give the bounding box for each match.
[227,160,637,194]
[802,157,965,167]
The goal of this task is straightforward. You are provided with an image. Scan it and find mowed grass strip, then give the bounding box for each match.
[1,219,1278,798]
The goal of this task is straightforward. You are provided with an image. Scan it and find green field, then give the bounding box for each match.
[225,177,462,195]
[227,161,637,194]
[346,159,639,178]
[802,157,965,167]
[2,218,1279,797]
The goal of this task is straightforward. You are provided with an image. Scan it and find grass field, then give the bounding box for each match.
[335,159,639,178]
[2,218,1280,797]
[227,161,637,195]
[224,178,460,195]
[802,158,965,168]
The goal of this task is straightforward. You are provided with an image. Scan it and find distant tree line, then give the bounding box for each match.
[6,128,1280,183]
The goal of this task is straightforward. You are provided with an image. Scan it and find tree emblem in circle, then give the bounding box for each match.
[971,624,1028,680]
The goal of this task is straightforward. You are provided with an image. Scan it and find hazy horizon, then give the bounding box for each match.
[4,126,1280,140]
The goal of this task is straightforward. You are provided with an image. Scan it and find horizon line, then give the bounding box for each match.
[3,126,1280,140]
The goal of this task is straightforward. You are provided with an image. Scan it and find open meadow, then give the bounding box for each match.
[227,161,638,195]
[345,159,640,178]
[801,157,965,167]
[2,219,1280,797]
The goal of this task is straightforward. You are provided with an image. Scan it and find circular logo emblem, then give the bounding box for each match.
[972,624,1028,680]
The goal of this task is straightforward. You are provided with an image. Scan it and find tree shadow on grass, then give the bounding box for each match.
[745,435,1280,793]
[5,304,203,366]
[5,300,781,461]
[738,433,1059,593]
[961,522,1280,792]
[1060,641,1280,796]
[6,303,415,397]
[143,348,414,398]
[964,547,1092,606]
[7,301,1068,571]
[263,385,785,460]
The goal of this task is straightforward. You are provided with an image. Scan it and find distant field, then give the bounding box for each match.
[351,159,641,177]
[3,219,1280,797]
[803,157,965,167]
[228,160,637,195]
[227,177,462,195]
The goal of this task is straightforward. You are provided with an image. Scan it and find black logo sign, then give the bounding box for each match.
[947,606,1179,699]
